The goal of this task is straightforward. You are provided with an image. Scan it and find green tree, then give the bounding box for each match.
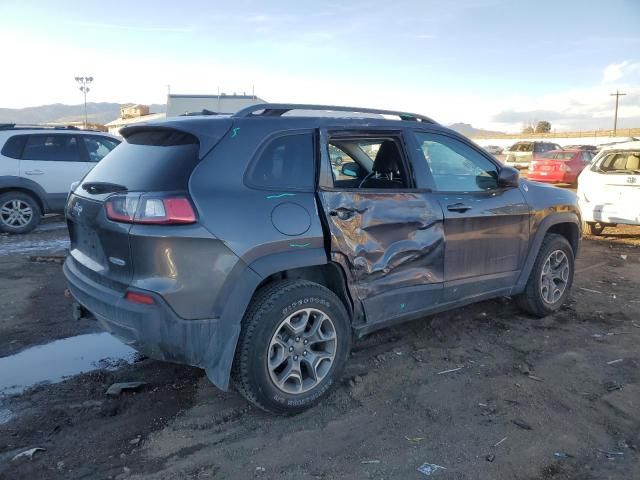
[535,121,551,133]
[522,125,534,134]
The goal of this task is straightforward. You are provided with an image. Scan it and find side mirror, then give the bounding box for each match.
[341,162,362,178]
[497,166,519,187]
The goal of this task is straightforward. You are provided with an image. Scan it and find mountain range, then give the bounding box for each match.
[0,102,166,125]
[0,103,503,137]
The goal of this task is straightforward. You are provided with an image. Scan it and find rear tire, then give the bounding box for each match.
[517,234,575,317]
[583,221,605,236]
[233,280,351,415]
[0,191,41,234]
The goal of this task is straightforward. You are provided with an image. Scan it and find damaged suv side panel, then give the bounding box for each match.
[319,191,445,324]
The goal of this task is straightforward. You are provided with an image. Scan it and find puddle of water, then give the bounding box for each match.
[0,333,136,395]
[0,238,70,256]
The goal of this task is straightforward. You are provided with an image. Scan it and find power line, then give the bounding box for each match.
[610,90,626,136]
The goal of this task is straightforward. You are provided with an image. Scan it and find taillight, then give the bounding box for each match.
[105,193,196,225]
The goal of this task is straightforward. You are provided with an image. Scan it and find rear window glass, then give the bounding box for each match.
[596,152,640,173]
[80,130,200,192]
[1,135,27,159]
[545,151,575,160]
[22,134,80,161]
[512,143,533,152]
[246,133,314,190]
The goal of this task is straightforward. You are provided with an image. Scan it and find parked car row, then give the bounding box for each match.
[0,124,120,233]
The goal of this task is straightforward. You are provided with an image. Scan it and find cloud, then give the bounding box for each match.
[492,87,640,131]
[603,60,640,83]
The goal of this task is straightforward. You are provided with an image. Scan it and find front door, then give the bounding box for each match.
[411,130,530,301]
[317,129,445,327]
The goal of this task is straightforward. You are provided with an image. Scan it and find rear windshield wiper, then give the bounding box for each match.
[82,182,128,194]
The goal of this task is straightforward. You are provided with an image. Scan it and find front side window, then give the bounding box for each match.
[246,133,314,190]
[83,136,120,162]
[327,137,409,189]
[413,132,499,192]
[22,134,80,161]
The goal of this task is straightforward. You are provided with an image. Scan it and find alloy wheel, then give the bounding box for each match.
[539,249,570,304]
[0,199,33,228]
[267,308,337,394]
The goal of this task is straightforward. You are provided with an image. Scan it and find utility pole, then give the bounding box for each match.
[610,90,626,136]
[75,76,94,128]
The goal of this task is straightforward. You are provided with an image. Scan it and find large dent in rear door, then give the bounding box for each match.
[322,191,444,299]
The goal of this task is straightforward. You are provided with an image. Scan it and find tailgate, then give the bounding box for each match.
[67,193,133,289]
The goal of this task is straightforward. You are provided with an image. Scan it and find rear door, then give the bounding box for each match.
[19,133,88,210]
[412,130,530,301]
[317,128,445,326]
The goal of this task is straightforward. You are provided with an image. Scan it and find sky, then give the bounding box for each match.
[0,0,638,132]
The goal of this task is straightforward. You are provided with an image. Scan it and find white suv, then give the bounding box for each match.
[0,125,120,233]
[578,140,640,235]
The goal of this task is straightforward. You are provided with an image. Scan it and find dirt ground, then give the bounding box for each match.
[1,219,639,480]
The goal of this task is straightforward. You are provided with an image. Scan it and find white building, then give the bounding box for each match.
[105,112,166,137]
[166,94,265,117]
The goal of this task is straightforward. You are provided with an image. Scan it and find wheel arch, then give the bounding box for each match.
[514,212,581,294]
[0,176,49,213]
[251,257,355,320]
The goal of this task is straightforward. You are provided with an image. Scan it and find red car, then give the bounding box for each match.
[527,149,595,185]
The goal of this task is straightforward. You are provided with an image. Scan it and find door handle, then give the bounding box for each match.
[447,203,471,213]
[329,208,357,220]
[24,170,44,175]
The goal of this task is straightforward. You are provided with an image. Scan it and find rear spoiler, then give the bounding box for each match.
[120,118,233,159]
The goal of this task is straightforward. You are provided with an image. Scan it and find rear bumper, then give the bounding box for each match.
[528,172,571,183]
[578,200,640,225]
[63,256,240,390]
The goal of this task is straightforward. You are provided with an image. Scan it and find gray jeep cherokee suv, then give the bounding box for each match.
[64,104,581,414]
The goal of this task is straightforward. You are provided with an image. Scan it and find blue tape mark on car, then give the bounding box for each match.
[289,243,311,248]
[231,127,240,138]
[266,193,296,199]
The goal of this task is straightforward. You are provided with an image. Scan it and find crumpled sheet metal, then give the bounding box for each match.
[322,191,444,299]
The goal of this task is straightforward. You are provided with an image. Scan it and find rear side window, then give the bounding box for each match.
[246,133,314,190]
[22,134,80,161]
[1,135,27,159]
[83,136,120,162]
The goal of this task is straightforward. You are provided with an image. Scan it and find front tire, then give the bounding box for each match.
[233,280,351,414]
[0,191,41,234]
[517,234,575,317]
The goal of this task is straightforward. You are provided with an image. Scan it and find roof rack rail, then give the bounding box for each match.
[233,103,436,123]
[0,123,83,131]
